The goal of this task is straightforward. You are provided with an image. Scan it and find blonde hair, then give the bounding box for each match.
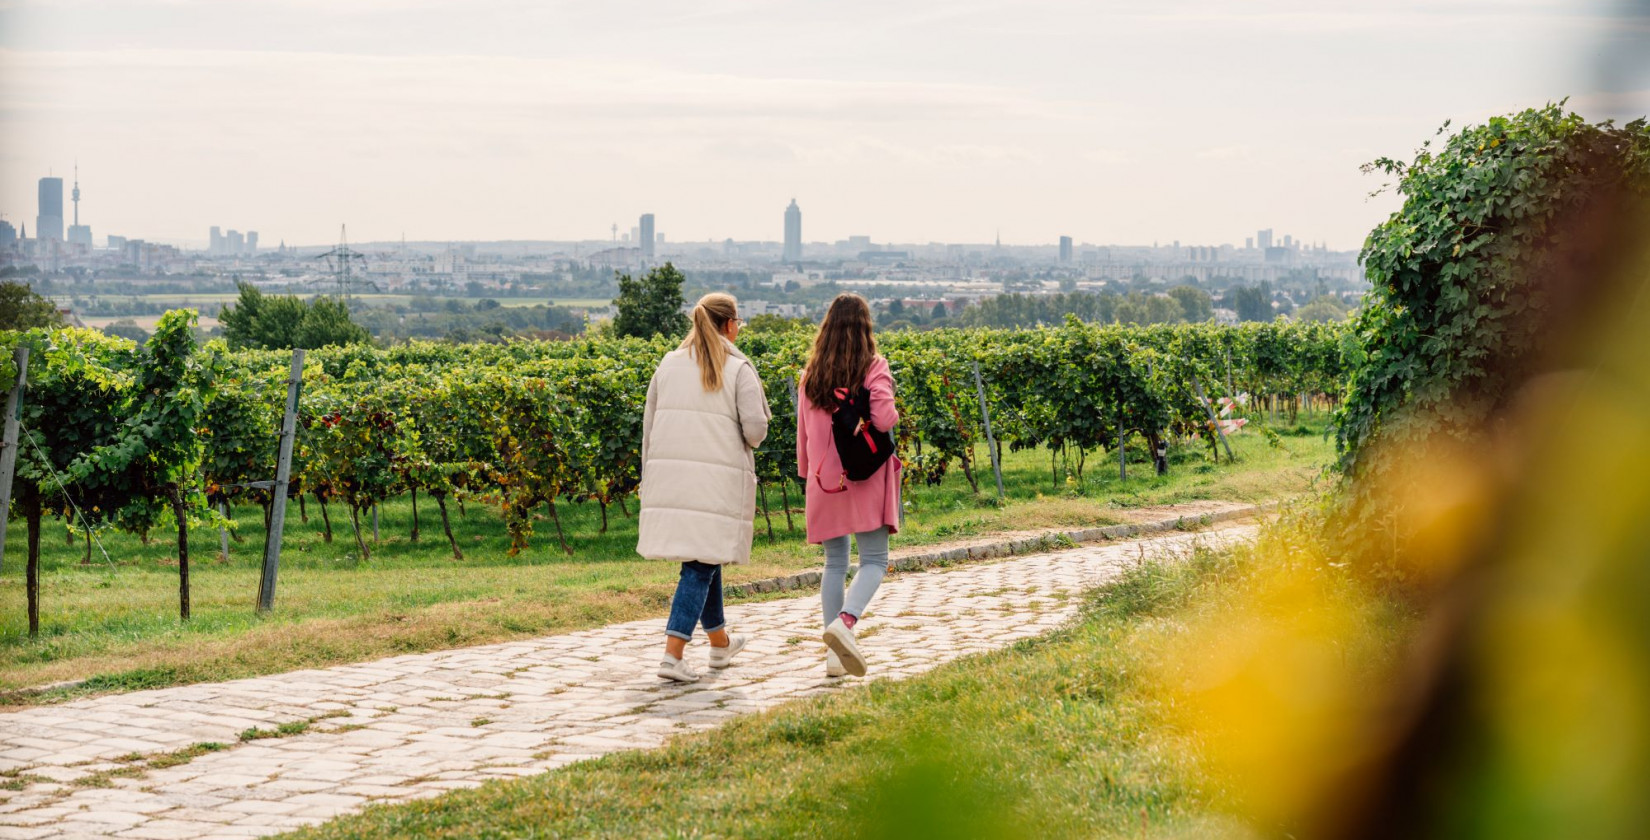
[681,292,739,391]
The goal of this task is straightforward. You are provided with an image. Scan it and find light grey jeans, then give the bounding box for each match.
[822,527,889,626]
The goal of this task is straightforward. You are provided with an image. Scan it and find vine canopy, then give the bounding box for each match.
[1337,105,1650,487]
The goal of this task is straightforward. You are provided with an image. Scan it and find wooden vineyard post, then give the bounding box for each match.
[1191,372,1235,463]
[1147,356,1167,476]
[0,346,29,574]
[218,501,230,562]
[1117,405,1127,482]
[258,349,304,614]
[971,362,1004,500]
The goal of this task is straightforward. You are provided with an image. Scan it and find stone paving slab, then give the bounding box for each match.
[0,525,1253,839]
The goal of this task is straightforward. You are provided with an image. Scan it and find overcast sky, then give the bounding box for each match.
[1,0,1646,249]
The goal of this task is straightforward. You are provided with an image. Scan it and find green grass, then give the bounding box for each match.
[1,416,1335,700]
[276,535,1258,839]
[240,711,350,742]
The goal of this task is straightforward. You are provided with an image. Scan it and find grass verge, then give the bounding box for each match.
[281,512,1407,840]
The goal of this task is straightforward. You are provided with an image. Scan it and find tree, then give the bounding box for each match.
[1228,283,1273,322]
[1335,104,1650,547]
[0,281,64,331]
[220,281,369,350]
[744,314,812,333]
[100,319,149,342]
[1168,284,1214,322]
[292,296,371,348]
[612,263,689,339]
[1295,295,1350,323]
[1114,292,1181,325]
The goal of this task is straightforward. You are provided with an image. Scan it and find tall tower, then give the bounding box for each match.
[783,199,802,263]
[639,213,655,261]
[1059,235,1073,263]
[67,164,93,247]
[36,176,64,242]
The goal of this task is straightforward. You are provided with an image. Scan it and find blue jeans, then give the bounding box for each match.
[665,561,726,641]
[823,527,889,626]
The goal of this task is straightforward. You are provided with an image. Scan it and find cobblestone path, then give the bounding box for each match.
[0,525,1254,839]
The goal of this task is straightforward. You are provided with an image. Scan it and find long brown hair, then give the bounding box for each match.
[803,293,878,411]
[681,292,738,391]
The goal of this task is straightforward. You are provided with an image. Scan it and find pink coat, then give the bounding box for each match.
[797,355,903,544]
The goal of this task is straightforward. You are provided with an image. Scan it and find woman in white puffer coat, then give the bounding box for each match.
[638,292,771,683]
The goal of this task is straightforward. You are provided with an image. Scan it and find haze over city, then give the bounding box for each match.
[3,0,1644,250]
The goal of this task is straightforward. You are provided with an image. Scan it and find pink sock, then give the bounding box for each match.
[838,612,857,630]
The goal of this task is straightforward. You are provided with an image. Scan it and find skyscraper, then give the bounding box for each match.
[0,220,16,250]
[227,230,245,253]
[639,214,655,260]
[1058,235,1073,263]
[783,199,802,262]
[66,166,92,247]
[36,177,64,242]
[210,226,223,254]
[246,231,259,253]
[1257,228,1273,250]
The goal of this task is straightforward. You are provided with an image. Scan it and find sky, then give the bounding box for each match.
[1,0,1646,250]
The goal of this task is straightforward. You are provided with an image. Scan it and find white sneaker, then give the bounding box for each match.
[657,654,700,683]
[823,618,867,677]
[825,649,847,678]
[707,635,747,669]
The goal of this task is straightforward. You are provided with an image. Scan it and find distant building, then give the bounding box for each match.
[771,270,827,288]
[66,168,92,247]
[209,226,223,254]
[743,300,809,318]
[107,234,127,251]
[246,231,259,253]
[639,214,655,260]
[783,199,802,262]
[587,246,642,269]
[0,220,15,250]
[1059,235,1073,263]
[36,177,64,242]
[227,230,245,253]
[1256,228,1273,250]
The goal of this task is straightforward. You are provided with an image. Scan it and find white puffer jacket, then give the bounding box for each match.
[636,340,771,565]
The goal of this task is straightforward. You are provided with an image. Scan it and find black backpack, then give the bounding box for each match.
[818,385,896,492]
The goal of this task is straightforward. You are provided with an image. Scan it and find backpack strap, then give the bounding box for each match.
[813,464,848,494]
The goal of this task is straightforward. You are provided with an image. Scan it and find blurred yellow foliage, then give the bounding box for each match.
[1157,226,1650,839]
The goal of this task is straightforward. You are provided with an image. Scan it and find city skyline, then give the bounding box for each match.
[2,1,1646,249]
[3,168,1365,254]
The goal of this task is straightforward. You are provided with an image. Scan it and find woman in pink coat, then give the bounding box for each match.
[797,293,902,678]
